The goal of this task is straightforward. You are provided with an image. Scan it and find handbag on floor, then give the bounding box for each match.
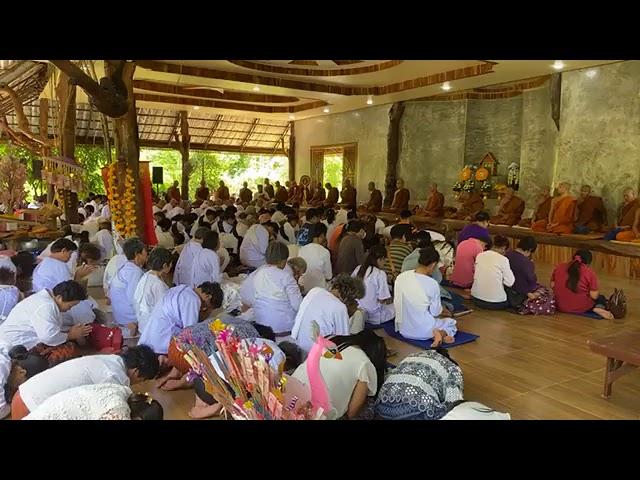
[607,289,627,320]
[87,323,123,353]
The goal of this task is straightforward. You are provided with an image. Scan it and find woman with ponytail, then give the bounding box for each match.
[351,245,395,325]
[551,249,613,319]
[0,344,48,418]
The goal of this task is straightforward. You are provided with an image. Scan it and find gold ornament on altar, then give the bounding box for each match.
[475,166,489,181]
[460,167,472,181]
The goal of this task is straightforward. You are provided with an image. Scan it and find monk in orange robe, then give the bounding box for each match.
[490,187,525,226]
[605,188,640,241]
[288,180,300,203]
[274,181,289,203]
[365,182,383,213]
[448,191,484,220]
[384,179,410,213]
[324,182,339,208]
[415,183,445,217]
[532,182,576,234]
[216,180,230,201]
[309,182,326,206]
[340,179,357,209]
[574,185,607,234]
[519,188,552,227]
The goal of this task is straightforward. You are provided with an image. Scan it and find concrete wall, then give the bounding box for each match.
[397,101,467,205]
[294,105,389,197]
[553,60,640,221]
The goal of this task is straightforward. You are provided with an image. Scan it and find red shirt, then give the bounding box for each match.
[551,262,599,313]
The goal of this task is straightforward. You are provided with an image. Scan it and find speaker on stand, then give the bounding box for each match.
[152,166,163,196]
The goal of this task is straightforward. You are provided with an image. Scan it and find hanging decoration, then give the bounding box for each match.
[41,156,85,193]
[103,160,137,238]
[507,162,520,191]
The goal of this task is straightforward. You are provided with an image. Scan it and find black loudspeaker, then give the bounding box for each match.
[152,166,163,185]
[32,159,42,180]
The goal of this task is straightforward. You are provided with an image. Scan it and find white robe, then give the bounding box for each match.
[109,261,144,327]
[173,241,202,286]
[165,206,184,220]
[103,254,126,298]
[91,229,115,260]
[18,354,129,412]
[155,229,175,249]
[298,242,332,291]
[133,272,169,335]
[37,236,78,273]
[0,285,20,323]
[0,341,12,418]
[253,265,302,334]
[281,222,297,245]
[239,266,264,307]
[291,287,350,353]
[138,285,201,354]
[0,289,68,349]
[393,270,457,340]
[239,224,270,268]
[218,246,230,273]
[352,265,395,325]
[191,248,221,288]
[82,218,100,237]
[24,383,133,420]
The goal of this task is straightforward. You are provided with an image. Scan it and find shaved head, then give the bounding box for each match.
[557,182,571,194]
[623,188,636,203]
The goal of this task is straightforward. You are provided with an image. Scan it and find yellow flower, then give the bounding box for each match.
[211,319,226,333]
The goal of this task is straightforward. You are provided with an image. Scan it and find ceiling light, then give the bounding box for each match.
[366,96,373,105]
[323,108,330,113]
[552,60,565,70]
[289,114,295,120]
[441,82,452,91]
[253,86,260,92]
[193,106,200,110]
[585,69,597,79]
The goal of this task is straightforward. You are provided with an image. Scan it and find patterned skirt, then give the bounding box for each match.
[30,341,81,367]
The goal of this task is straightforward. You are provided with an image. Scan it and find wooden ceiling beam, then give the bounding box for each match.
[271,122,290,154]
[240,118,259,151]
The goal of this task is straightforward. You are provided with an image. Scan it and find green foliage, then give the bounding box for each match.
[74,145,109,195]
[323,154,343,191]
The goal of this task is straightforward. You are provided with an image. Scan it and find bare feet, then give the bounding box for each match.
[443,334,455,344]
[155,366,181,388]
[593,307,614,320]
[189,402,223,419]
[161,377,189,391]
[431,329,443,348]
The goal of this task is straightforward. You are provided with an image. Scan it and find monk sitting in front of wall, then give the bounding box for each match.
[446,191,485,220]
[519,188,552,227]
[490,186,525,226]
[604,188,640,241]
[384,179,411,213]
[532,182,576,234]
[414,183,445,218]
[574,184,607,234]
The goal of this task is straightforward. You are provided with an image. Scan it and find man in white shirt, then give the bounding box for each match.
[163,198,185,220]
[12,344,159,419]
[470,235,515,310]
[298,223,332,292]
[173,228,208,285]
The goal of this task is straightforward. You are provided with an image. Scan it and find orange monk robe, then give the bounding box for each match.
[195,187,210,202]
[387,188,410,212]
[275,186,289,203]
[310,187,326,206]
[417,192,444,217]
[341,187,357,208]
[366,189,383,213]
[288,185,299,202]
[575,195,607,232]
[519,196,551,227]
[216,186,230,201]
[452,192,484,220]
[264,184,275,199]
[325,187,339,207]
[491,195,525,226]
[532,196,576,234]
[614,198,640,241]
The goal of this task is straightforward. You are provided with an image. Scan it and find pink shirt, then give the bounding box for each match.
[450,238,484,288]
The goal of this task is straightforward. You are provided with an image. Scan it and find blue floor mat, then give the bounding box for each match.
[382,321,479,349]
[577,310,605,320]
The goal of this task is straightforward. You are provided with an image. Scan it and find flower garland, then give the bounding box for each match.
[105,161,137,238]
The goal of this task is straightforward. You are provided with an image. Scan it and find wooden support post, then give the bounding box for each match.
[383,102,405,207]
[179,110,191,200]
[56,72,79,224]
[40,98,55,203]
[288,121,295,182]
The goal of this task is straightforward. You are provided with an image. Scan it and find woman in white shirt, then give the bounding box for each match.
[352,246,394,326]
[292,330,385,419]
[155,218,176,250]
[299,223,332,292]
[0,280,92,366]
[11,344,160,419]
[393,248,457,346]
[90,220,116,260]
[0,257,21,323]
[190,230,221,287]
[0,344,48,419]
[239,221,277,269]
[134,248,172,335]
[470,235,515,310]
[23,384,164,420]
[278,213,299,246]
[291,274,365,353]
[253,241,303,335]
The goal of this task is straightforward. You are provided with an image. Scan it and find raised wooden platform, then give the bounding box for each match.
[374,213,640,279]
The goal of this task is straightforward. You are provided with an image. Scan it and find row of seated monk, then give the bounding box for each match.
[365,182,640,243]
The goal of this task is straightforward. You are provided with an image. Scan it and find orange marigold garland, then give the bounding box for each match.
[106,161,138,238]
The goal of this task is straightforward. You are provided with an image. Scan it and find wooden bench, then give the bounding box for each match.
[587,332,640,398]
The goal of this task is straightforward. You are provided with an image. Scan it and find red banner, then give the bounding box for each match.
[139,161,158,245]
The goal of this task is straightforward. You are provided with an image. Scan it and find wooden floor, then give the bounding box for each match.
[123,262,640,420]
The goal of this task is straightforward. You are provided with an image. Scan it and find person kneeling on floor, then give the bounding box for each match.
[471,235,515,310]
